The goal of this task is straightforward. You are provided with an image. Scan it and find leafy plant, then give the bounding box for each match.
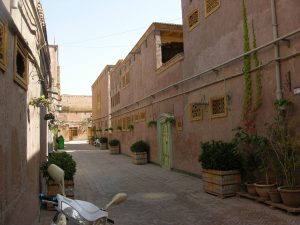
[130,140,150,153]
[199,140,242,171]
[267,99,300,187]
[109,139,120,146]
[29,95,51,108]
[165,116,176,125]
[148,120,157,128]
[117,126,122,131]
[108,127,113,131]
[40,152,76,180]
[44,113,55,120]
[48,123,60,136]
[104,128,109,132]
[128,124,134,131]
[99,137,108,143]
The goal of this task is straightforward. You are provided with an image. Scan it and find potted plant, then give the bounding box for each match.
[233,127,261,196]
[29,95,51,108]
[40,152,76,198]
[44,113,55,120]
[267,99,300,207]
[117,126,122,131]
[99,137,108,150]
[128,124,134,131]
[130,140,149,165]
[108,127,113,132]
[148,120,157,128]
[109,139,120,154]
[199,140,242,198]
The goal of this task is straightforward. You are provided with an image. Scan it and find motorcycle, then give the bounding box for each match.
[40,164,127,225]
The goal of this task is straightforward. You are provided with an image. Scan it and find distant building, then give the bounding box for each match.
[91,0,300,176]
[57,95,92,141]
[0,1,51,224]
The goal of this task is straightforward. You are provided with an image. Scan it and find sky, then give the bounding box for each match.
[41,0,182,96]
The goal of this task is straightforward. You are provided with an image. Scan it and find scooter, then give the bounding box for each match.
[40,164,127,225]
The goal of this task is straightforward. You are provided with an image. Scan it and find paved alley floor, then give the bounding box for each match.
[38,142,300,225]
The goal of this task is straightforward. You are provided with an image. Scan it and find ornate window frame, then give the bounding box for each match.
[204,0,221,18]
[0,21,7,71]
[210,96,227,118]
[189,103,203,121]
[187,8,200,31]
[14,36,28,90]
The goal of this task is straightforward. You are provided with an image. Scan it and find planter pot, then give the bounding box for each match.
[202,169,241,198]
[132,152,147,165]
[47,179,74,198]
[278,186,300,207]
[268,190,282,203]
[254,182,276,200]
[99,142,108,150]
[245,183,258,196]
[109,145,120,154]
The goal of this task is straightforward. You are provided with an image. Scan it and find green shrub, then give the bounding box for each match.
[99,137,108,143]
[40,152,76,180]
[130,140,150,153]
[199,140,242,171]
[109,139,120,146]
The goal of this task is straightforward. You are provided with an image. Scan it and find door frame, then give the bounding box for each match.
[157,113,173,169]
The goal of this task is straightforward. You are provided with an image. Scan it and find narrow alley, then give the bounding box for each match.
[38,142,300,225]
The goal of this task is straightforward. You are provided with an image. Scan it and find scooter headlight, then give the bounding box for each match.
[61,201,92,225]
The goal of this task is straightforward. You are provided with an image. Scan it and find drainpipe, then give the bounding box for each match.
[271,0,283,100]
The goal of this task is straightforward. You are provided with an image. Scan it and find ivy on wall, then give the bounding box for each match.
[242,0,263,130]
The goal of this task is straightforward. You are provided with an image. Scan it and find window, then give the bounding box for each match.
[97,94,101,112]
[70,127,78,137]
[189,103,203,121]
[204,0,221,17]
[0,21,7,71]
[176,118,183,131]
[14,37,28,90]
[210,96,227,118]
[122,72,130,88]
[134,112,139,123]
[140,111,146,121]
[187,8,199,31]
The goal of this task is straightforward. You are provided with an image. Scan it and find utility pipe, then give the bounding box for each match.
[271,0,283,100]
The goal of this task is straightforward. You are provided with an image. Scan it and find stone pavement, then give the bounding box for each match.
[37,142,300,225]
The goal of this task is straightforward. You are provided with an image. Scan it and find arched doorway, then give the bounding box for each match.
[157,114,173,169]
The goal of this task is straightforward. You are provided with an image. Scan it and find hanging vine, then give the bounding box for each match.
[242,0,252,123]
[252,19,263,112]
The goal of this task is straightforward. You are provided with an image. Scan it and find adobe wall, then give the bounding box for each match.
[0,1,49,225]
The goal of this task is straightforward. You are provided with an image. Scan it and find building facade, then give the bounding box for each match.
[91,0,300,176]
[0,1,52,225]
[57,95,92,142]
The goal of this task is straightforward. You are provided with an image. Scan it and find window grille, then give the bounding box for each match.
[189,103,203,121]
[0,21,7,71]
[188,8,199,31]
[210,96,227,118]
[204,0,220,17]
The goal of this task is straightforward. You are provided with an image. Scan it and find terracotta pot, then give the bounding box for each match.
[278,186,300,207]
[245,183,257,196]
[268,190,282,203]
[254,182,276,200]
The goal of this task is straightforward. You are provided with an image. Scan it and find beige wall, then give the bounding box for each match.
[0,1,51,225]
[57,95,92,141]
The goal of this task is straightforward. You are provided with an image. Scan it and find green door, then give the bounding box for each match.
[161,122,171,169]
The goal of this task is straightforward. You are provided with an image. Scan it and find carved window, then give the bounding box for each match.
[14,37,28,90]
[210,96,227,118]
[0,21,7,71]
[97,94,101,112]
[134,112,139,123]
[176,118,183,131]
[204,0,221,17]
[189,103,203,121]
[140,111,146,121]
[187,8,199,31]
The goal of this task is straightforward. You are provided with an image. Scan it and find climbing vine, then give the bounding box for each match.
[242,0,252,123]
[252,19,263,111]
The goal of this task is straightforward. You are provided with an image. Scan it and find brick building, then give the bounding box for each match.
[91,0,300,175]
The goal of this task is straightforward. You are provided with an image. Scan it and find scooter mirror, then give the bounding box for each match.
[104,193,127,210]
[48,164,65,196]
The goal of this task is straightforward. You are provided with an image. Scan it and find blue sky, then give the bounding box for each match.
[41,0,182,95]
